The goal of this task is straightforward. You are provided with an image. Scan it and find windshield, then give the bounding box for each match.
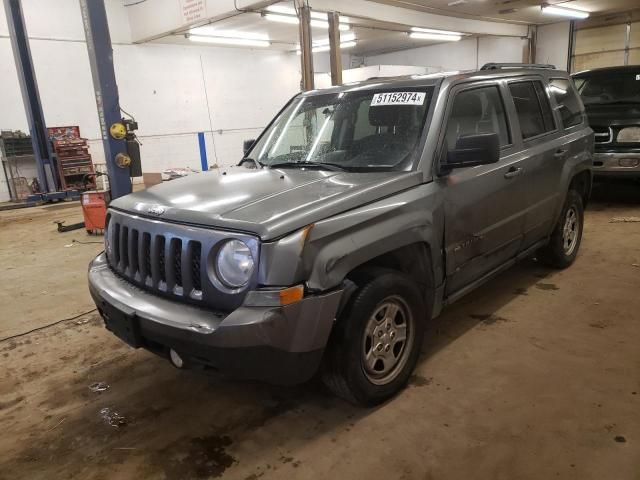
[247,88,434,172]
[574,70,640,105]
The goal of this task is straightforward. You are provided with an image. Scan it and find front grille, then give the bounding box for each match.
[171,238,183,287]
[593,126,612,144]
[105,209,259,310]
[157,236,166,284]
[142,232,151,279]
[191,242,202,291]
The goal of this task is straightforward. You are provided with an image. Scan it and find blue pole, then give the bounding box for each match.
[198,132,208,171]
[3,0,55,193]
[79,0,131,200]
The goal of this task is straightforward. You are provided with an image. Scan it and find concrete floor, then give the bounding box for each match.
[0,180,639,480]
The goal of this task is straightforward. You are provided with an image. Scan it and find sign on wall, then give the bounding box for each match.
[180,0,207,24]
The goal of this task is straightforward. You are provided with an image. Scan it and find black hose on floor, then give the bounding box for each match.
[0,309,98,343]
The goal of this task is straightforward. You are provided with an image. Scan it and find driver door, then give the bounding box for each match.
[440,81,527,296]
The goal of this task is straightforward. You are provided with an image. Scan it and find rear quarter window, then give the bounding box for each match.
[549,78,584,129]
[508,81,556,140]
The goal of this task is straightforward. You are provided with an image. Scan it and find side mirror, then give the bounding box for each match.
[443,133,500,172]
[243,139,256,155]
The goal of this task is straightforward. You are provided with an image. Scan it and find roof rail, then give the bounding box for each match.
[480,62,556,70]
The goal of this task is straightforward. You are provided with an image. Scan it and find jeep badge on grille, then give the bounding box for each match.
[147,205,166,216]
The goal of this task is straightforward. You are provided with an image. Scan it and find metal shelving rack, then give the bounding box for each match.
[0,131,36,201]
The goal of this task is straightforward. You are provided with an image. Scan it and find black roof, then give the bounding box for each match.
[572,65,640,77]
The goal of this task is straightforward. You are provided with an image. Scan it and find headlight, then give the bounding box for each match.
[617,127,640,143]
[215,239,255,288]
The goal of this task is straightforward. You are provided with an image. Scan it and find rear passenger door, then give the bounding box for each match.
[440,81,527,296]
[506,78,567,249]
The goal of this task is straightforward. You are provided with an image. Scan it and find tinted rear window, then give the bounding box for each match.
[509,81,555,139]
[549,78,584,129]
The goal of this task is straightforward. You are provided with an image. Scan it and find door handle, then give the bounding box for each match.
[504,166,523,179]
[554,149,568,159]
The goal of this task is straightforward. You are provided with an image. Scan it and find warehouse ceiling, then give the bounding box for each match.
[151,0,636,56]
[159,10,464,56]
[370,0,636,25]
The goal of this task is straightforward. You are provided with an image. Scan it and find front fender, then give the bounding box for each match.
[258,183,443,291]
[304,183,443,291]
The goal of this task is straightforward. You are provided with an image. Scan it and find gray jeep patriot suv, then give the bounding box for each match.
[89,63,593,406]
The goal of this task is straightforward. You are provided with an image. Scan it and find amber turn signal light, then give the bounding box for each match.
[279,285,304,305]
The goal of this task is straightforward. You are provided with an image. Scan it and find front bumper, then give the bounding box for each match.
[88,253,343,385]
[593,151,640,177]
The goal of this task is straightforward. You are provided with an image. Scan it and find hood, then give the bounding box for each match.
[110,167,422,240]
[584,103,640,126]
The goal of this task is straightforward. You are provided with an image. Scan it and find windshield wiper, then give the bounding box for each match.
[268,161,348,172]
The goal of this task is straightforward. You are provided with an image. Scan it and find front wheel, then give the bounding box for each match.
[537,189,584,268]
[321,269,426,406]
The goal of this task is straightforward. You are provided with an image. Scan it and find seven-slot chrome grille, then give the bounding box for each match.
[105,209,259,311]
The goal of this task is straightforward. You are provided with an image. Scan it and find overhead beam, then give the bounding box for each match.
[307,0,529,37]
[327,11,342,86]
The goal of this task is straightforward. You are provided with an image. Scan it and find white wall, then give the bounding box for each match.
[363,36,527,72]
[0,0,300,201]
[536,22,570,71]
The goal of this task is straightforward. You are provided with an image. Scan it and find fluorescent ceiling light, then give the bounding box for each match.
[264,13,299,25]
[266,5,297,15]
[265,13,348,30]
[411,26,464,36]
[266,4,350,23]
[189,27,270,41]
[541,4,589,19]
[264,6,349,30]
[296,40,357,54]
[311,19,350,31]
[188,35,271,47]
[314,40,356,52]
[410,31,462,42]
[312,32,356,46]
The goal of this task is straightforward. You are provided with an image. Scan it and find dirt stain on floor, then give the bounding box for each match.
[469,313,510,325]
[535,283,559,291]
[158,434,236,479]
[409,375,433,387]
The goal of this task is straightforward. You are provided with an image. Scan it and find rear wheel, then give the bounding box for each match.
[537,190,584,268]
[321,269,426,406]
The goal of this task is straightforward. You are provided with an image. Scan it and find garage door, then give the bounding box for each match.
[572,12,640,72]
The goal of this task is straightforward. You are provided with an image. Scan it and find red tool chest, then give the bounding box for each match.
[47,126,96,190]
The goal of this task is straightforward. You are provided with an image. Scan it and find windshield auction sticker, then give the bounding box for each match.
[371,92,426,106]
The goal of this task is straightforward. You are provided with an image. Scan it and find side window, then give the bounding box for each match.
[445,85,510,152]
[508,81,555,139]
[533,82,555,132]
[549,78,584,129]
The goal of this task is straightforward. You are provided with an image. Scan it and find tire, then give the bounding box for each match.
[321,268,427,406]
[537,189,584,268]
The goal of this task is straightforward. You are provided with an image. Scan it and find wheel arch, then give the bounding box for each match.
[330,241,437,320]
[569,169,592,207]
